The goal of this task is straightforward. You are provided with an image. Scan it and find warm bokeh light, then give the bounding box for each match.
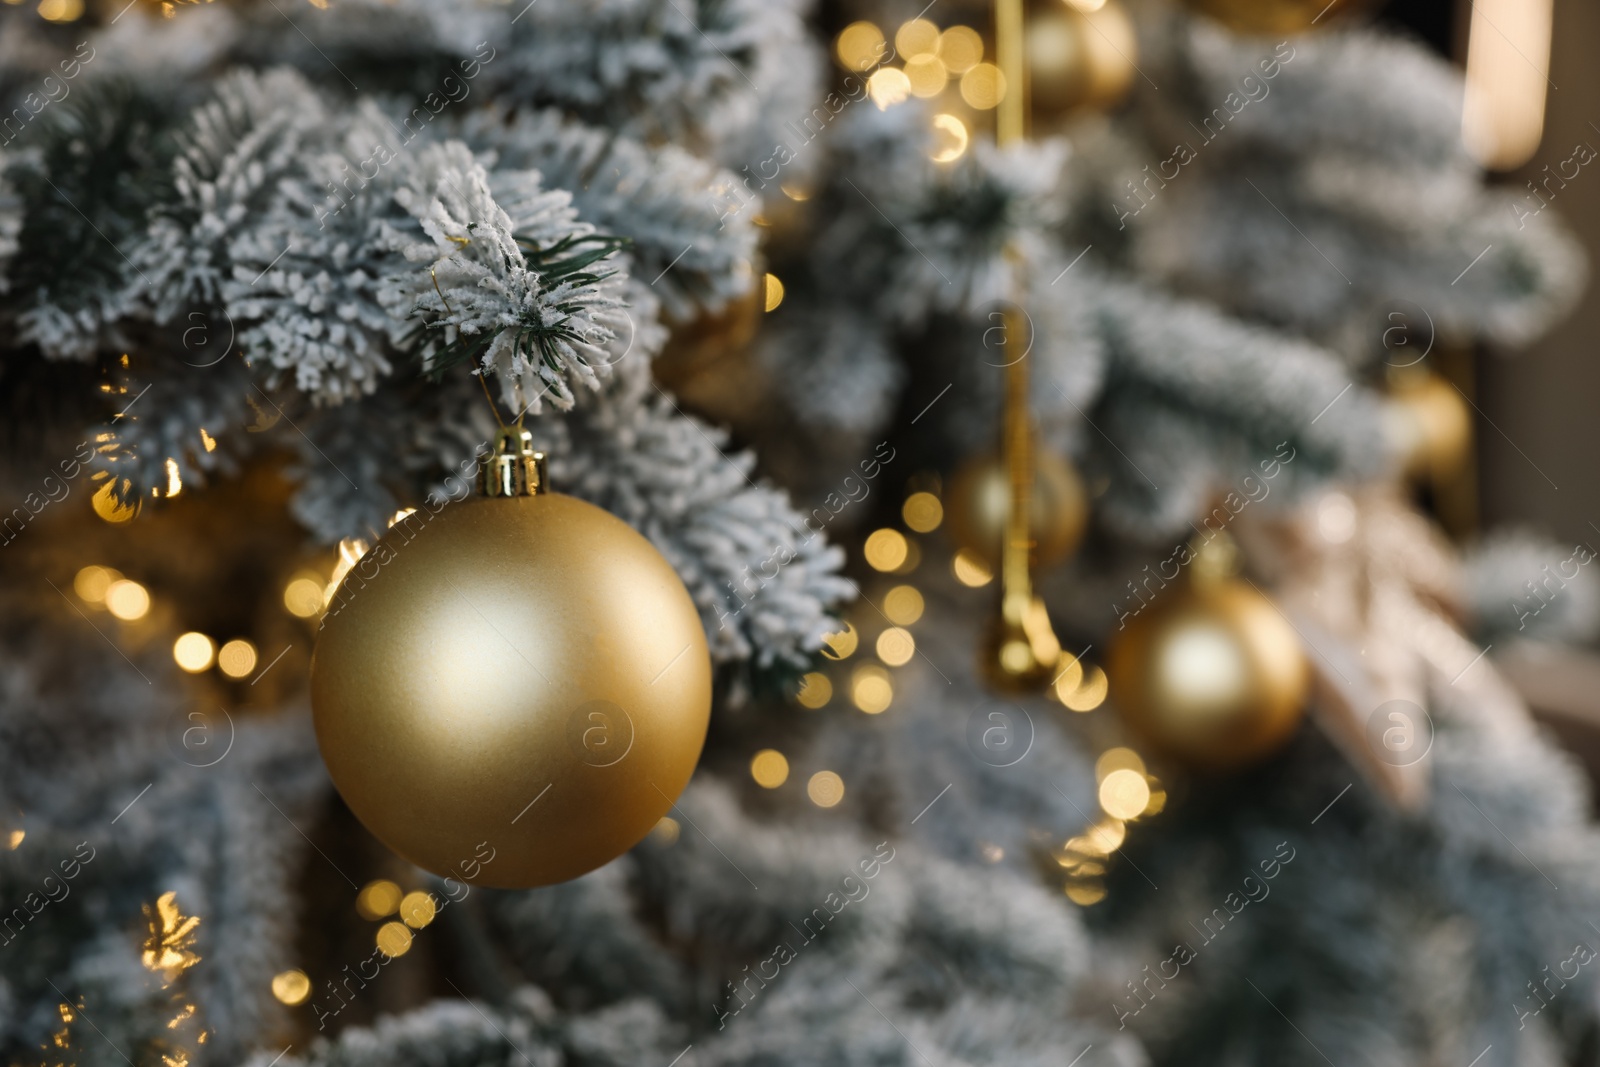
[1461,0,1552,170]
[867,67,911,110]
[1099,769,1152,820]
[105,579,150,621]
[1065,880,1107,906]
[937,26,983,73]
[796,671,833,708]
[37,0,83,23]
[375,921,413,958]
[356,879,402,920]
[807,770,846,808]
[821,623,859,660]
[173,633,216,673]
[852,664,893,713]
[271,969,311,1006]
[1143,780,1168,816]
[1061,664,1108,712]
[399,890,437,929]
[651,816,681,845]
[92,480,138,524]
[217,639,257,679]
[930,113,970,163]
[74,565,117,603]
[883,585,925,625]
[952,548,994,587]
[894,18,940,58]
[283,574,326,618]
[1051,655,1085,702]
[1095,747,1146,781]
[764,273,785,312]
[904,54,948,98]
[959,63,1006,110]
[8,829,24,850]
[863,528,909,571]
[164,458,183,498]
[1084,816,1126,853]
[750,748,790,788]
[1065,0,1108,11]
[835,20,886,71]
[875,627,916,668]
[901,491,943,532]
[199,428,217,453]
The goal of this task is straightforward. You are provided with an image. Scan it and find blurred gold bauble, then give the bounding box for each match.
[1027,0,1138,119]
[947,448,1087,570]
[311,432,711,889]
[1180,0,1375,34]
[1107,578,1308,769]
[652,282,763,394]
[1385,370,1472,481]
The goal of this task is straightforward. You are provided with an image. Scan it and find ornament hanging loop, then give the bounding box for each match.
[478,426,549,499]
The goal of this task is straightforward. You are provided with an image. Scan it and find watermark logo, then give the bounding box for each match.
[180,309,235,368]
[966,702,1034,768]
[567,699,634,767]
[975,299,1035,369]
[168,705,236,769]
[1364,698,1433,767]
[1379,300,1434,369]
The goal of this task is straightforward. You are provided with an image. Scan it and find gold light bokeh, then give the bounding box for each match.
[875,627,916,668]
[960,63,1006,110]
[1065,880,1107,905]
[1083,816,1126,853]
[1095,747,1146,781]
[283,575,326,618]
[271,969,311,1006]
[91,480,138,524]
[852,664,894,713]
[1051,655,1085,702]
[883,585,925,625]
[217,639,257,679]
[74,565,117,603]
[952,548,994,587]
[764,273,785,312]
[375,921,412,958]
[938,26,984,73]
[930,113,970,163]
[1099,769,1152,820]
[37,0,83,22]
[867,67,912,109]
[821,623,859,660]
[399,890,437,929]
[105,579,150,621]
[796,671,833,708]
[902,491,943,533]
[905,54,948,98]
[836,21,886,71]
[1061,664,1108,712]
[863,529,909,572]
[651,816,681,845]
[807,770,846,808]
[750,748,790,788]
[356,879,402,920]
[894,18,940,58]
[173,633,216,674]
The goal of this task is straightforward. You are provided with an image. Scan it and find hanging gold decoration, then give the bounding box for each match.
[311,428,712,889]
[1106,534,1309,769]
[1179,0,1375,35]
[1027,0,1138,120]
[947,447,1088,571]
[1384,368,1473,483]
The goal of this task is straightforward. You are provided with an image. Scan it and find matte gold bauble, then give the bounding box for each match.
[1107,579,1308,769]
[1180,0,1375,34]
[1385,370,1471,481]
[311,430,711,889]
[947,448,1087,570]
[1027,0,1138,119]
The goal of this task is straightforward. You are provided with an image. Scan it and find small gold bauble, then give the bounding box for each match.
[652,282,763,394]
[1107,580,1308,769]
[947,448,1088,571]
[1179,0,1374,34]
[1385,370,1472,481]
[1027,0,1138,120]
[311,448,711,889]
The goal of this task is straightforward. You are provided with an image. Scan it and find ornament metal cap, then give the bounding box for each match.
[478,426,548,498]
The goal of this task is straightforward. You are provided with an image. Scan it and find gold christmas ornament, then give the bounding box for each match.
[947,447,1088,571]
[652,281,763,394]
[311,428,712,889]
[1180,0,1374,35]
[1107,536,1308,769]
[1384,369,1472,482]
[1027,0,1138,120]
